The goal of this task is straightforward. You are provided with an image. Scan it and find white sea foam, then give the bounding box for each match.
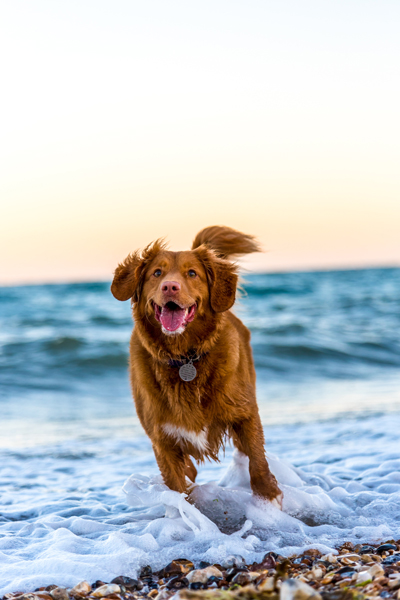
[1,413,400,595]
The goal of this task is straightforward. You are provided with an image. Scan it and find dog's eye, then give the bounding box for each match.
[188,269,196,278]
[153,269,162,277]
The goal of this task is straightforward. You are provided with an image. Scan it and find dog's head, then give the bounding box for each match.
[111,240,238,337]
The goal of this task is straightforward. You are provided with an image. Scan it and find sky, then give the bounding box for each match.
[1,0,399,285]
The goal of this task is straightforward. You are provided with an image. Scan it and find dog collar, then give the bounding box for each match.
[168,352,202,368]
[167,351,204,381]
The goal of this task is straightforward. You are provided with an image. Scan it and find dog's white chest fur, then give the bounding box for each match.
[162,423,209,453]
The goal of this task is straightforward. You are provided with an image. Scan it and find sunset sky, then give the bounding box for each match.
[1,0,399,285]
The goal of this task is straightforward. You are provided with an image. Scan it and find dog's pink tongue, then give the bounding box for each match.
[160,306,186,331]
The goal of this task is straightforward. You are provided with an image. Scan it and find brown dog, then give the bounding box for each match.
[111,226,282,505]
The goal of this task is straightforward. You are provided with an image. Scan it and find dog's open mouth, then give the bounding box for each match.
[153,301,197,333]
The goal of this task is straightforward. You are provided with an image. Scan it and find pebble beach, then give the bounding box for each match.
[5,542,400,600]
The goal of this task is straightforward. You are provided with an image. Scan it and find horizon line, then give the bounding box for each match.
[1,262,399,289]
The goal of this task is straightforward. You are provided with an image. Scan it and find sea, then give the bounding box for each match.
[1,267,400,594]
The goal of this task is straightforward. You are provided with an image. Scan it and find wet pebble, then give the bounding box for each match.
[91,584,106,591]
[281,579,322,600]
[188,583,203,591]
[355,571,372,585]
[91,585,121,598]
[186,566,223,584]
[70,582,91,598]
[338,554,361,565]
[388,574,400,589]
[225,567,248,582]
[383,554,400,565]
[341,543,354,551]
[110,578,142,591]
[159,560,194,578]
[336,566,356,576]
[257,552,276,570]
[321,554,338,564]
[377,544,398,555]
[49,589,69,600]
[222,555,246,569]
[231,572,260,586]
[11,595,42,600]
[166,577,188,590]
[140,567,153,579]
[358,545,375,555]
[257,576,275,592]
[369,563,385,578]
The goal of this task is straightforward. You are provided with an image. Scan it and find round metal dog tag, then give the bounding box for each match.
[179,360,197,382]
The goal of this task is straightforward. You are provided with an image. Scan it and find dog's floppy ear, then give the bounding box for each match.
[111,239,167,302]
[210,258,238,312]
[194,246,238,313]
[111,251,142,302]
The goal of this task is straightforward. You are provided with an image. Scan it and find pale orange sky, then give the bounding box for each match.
[1,1,399,285]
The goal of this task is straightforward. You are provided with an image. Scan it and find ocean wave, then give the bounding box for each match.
[44,336,85,352]
[253,340,400,365]
[0,268,399,394]
[243,283,313,296]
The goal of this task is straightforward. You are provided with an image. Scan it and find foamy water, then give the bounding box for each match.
[1,269,400,593]
[2,412,400,594]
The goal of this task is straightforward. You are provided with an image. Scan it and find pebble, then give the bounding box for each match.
[91,584,106,591]
[155,591,170,600]
[110,577,142,590]
[281,579,322,600]
[256,553,276,570]
[91,585,120,598]
[166,577,189,590]
[70,583,91,598]
[377,544,398,555]
[339,554,361,564]
[368,562,385,578]
[159,561,194,578]
[257,576,275,592]
[231,572,260,585]
[140,567,153,579]
[383,553,400,565]
[222,555,246,569]
[188,583,203,591]
[355,571,372,586]
[49,589,69,600]
[389,575,400,590]
[309,567,324,580]
[225,567,248,582]
[320,554,338,564]
[359,545,375,554]
[186,566,223,584]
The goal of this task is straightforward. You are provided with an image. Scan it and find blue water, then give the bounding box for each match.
[1,268,400,593]
[1,268,399,436]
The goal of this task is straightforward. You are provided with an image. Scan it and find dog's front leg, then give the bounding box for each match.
[153,441,189,494]
[232,417,282,505]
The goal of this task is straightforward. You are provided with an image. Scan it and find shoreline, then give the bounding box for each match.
[4,541,400,600]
